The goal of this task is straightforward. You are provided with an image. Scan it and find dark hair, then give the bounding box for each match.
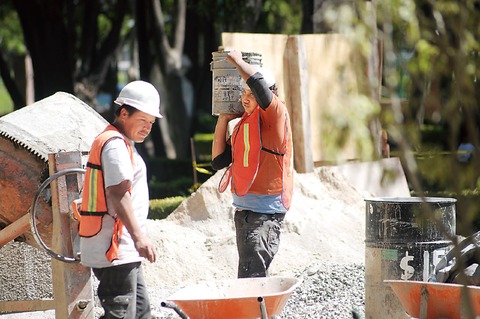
[269,84,278,96]
[114,104,138,117]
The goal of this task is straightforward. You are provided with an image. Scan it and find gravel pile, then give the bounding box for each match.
[153,263,365,319]
[279,263,365,319]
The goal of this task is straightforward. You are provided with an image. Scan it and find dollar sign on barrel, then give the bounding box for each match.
[400,251,414,280]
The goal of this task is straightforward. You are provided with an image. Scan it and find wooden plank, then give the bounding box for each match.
[284,36,313,173]
[222,33,376,164]
[0,213,30,247]
[221,33,289,100]
[48,151,95,319]
[302,34,369,163]
[0,299,55,313]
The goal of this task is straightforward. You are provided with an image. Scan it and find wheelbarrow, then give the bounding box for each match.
[161,276,301,319]
[385,280,480,319]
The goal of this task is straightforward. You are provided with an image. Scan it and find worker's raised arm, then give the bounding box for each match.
[227,49,274,110]
[226,50,257,82]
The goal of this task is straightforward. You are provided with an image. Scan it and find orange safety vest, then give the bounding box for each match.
[231,108,262,196]
[79,124,134,262]
[219,105,294,210]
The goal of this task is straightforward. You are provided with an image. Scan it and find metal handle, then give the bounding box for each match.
[30,167,86,263]
[160,301,189,319]
[258,296,269,319]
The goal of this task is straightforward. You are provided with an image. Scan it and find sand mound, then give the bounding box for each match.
[143,166,368,290]
[1,160,411,318]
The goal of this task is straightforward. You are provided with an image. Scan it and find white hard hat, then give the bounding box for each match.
[241,66,275,90]
[114,80,162,118]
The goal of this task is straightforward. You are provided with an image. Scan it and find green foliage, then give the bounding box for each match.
[149,175,193,199]
[192,0,301,35]
[148,196,186,220]
[146,156,192,199]
[195,110,217,133]
[261,0,302,34]
[319,1,480,235]
[147,133,213,199]
[0,7,26,54]
[322,94,381,162]
[194,132,214,142]
[147,157,192,182]
[0,80,13,115]
[193,132,213,162]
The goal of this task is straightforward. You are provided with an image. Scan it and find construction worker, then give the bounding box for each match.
[211,50,294,278]
[79,80,161,318]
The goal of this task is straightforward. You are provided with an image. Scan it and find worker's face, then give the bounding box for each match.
[241,88,258,114]
[120,108,156,143]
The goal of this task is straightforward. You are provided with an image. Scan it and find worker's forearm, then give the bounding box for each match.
[106,187,144,241]
[227,51,256,82]
[233,60,256,82]
[212,117,229,159]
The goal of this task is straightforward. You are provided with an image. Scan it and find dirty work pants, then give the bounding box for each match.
[234,210,285,278]
[93,262,151,319]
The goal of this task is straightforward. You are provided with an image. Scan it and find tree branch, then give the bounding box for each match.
[0,50,25,109]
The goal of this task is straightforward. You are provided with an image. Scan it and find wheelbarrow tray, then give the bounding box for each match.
[166,276,301,319]
[385,280,480,319]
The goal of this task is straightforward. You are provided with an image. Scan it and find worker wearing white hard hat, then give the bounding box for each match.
[114,80,163,118]
[211,50,294,279]
[80,80,160,318]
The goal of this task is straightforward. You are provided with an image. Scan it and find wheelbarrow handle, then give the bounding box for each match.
[258,296,269,319]
[160,301,189,319]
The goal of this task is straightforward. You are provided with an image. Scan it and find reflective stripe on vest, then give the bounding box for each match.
[231,109,261,196]
[79,124,134,262]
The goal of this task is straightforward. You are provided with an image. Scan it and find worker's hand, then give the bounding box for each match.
[227,50,243,65]
[134,236,157,263]
[218,113,241,123]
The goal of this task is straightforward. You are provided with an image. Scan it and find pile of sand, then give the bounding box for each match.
[142,165,369,291]
[2,160,408,318]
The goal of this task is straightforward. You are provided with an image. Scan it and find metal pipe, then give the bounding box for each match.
[419,285,429,319]
[258,296,269,319]
[0,213,30,247]
[30,167,85,263]
[160,301,189,319]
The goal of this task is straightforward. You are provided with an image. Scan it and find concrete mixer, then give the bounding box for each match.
[0,92,108,318]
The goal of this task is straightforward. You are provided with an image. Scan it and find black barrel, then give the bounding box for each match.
[364,197,456,319]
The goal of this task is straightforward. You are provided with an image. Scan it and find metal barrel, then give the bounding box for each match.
[210,50,262,115]
[364,197,456,319]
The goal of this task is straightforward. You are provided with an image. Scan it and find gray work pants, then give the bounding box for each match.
[234,210,285,278]
[93,262,151,319]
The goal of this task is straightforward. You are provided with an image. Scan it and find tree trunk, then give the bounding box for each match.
[0,51,25,109]
[13,0,74,101]
[13,0,127,109]
[136,0,192,159]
